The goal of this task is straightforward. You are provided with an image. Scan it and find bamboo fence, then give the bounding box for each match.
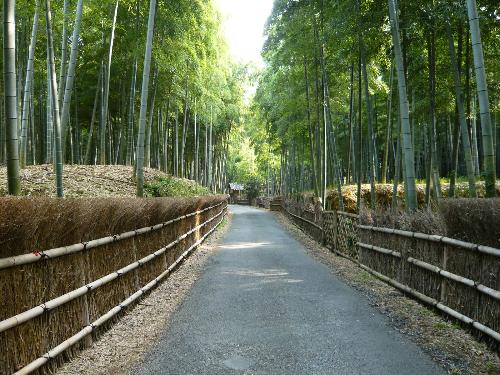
[0,198,228,375]
[283,201,323,243]
[281,200,500,344]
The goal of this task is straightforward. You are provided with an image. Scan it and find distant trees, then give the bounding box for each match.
[1,0,242,196]
[253,0,498,209]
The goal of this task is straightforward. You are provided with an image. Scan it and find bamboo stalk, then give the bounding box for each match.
[0,204,227,334]
[358,263,499,342]
[357,224,500,257]
[13,209,226,375]
[407,257,500,301]
[284,208,323,230]
[0,201,226,269]
[358,242,401,258]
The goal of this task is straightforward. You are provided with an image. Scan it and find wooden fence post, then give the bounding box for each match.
[440,245,449,304]
[79,252,92,347]
[333,211,338,253]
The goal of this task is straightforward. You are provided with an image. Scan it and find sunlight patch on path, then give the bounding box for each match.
[221,268,303,290]
[218,242,271,250]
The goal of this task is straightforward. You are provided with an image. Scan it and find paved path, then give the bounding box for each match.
[134,205,443,374]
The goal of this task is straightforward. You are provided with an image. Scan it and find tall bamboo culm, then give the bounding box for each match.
[3,0,20,195]
[136,0,157,197]
[20,0,40,167]
[45,0,64,197]
[60,0,84,157]
[388,0,417,211]
[466,0,496,198]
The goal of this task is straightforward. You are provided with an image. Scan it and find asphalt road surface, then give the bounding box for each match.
[133,205,443,375]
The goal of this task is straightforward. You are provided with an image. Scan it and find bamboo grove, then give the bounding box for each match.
[1,0,244,197]
[251,0,499,210]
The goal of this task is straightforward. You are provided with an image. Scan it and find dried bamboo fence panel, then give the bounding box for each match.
[0,196,228,375]
[323,211,336,250]
[291,204,499,345]
[281,199,324,243]
[357,225,500,344]
[335,212,359,260]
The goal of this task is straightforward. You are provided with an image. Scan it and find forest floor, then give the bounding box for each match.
[273,210,500,375]
[0,165,208,198]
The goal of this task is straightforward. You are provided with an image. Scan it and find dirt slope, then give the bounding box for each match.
[0,165,204,198]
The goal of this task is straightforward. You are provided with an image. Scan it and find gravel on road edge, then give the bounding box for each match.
[272,211,499,375]
[56,213,232,375]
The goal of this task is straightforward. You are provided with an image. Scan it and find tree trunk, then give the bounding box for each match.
[60,0,83,158]
[320,45,343,210]
[99,0,119,164]
[84,63,103,164]
[425,28,441,205]
[466,0,496,197]
[74,83,80,164]
[194,98,199,182]
[162,95,170,173]
[204,120,208,185]
[126,59,137,166]
[304,57,319,197]
[135,0,156,197]
[45,0,63,197]
[449,109,460,197]
[356,49,362,211]
[180,73,189,178]
[446,22,477,197]
[3,0,20,194]
[471,95,480,175]
[392,116,402,211]
[173,111,178,176]
[46,53,53,163]
[359,30,376,208]
[208,110,213,190]
[347,63,355,185]
[20,0,39,167]
[29,89,36,164]
[388,0,417,211]
[381,57,394,184]
[57,0,69,107]
[145,63,158,168]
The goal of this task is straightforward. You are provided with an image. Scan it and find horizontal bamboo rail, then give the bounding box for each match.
[0,205,226,334]
[283,208,323,231]
[358,264,500,342]
[407,257,500,301]
[358,242,401,258]
[14,207,227,375]
[357,224,500,343]
[358,224,500,257]
[0,201,226,270]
